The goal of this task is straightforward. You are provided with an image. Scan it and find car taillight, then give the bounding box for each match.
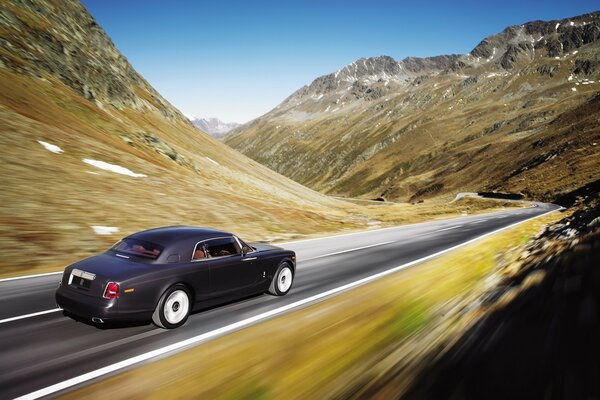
[103,282,119,299]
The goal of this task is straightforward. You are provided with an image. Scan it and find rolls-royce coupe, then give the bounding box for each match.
[56,226,296,329]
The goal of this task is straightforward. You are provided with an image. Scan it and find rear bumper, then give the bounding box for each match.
[55,285,151,322]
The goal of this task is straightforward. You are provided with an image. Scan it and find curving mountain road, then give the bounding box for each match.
[0,203,559,399]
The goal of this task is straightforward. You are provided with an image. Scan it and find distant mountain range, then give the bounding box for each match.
[226,11,600,202]
[191,117,240,138]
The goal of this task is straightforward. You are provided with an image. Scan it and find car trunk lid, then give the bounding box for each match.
[64,253,152,298]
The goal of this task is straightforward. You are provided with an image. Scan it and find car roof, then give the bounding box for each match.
[127,226,233,247]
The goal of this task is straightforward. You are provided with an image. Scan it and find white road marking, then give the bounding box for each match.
[0,271,62,283]
[437,225,462,232]
[471,220,487,224]
[16,208,557,400]
[303,241,395,261]
[0,308,62,324]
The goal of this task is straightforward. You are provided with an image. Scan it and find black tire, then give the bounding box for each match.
[152,284,191,329]
[268,262,294,296]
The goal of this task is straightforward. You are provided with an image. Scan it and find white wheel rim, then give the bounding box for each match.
[164,290,189,324]
[277,267,293,292]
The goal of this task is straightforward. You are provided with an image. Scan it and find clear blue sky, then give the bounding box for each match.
[82,0,598,123]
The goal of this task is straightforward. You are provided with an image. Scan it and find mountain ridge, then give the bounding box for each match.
[273,11,600,103]
[226,10,600,203]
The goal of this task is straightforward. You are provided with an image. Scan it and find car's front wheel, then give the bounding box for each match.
[268,262,294,296]
[152,284,191,329]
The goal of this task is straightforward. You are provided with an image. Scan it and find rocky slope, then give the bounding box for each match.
[226,11,600,202]
[192,117,241,139]
[0,0,363,276]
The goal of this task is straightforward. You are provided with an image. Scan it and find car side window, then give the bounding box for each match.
[204,237,241,258]
[192,243,207,261]
[238,238,255,254]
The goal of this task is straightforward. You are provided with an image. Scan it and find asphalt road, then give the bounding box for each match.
[0,203,559,399]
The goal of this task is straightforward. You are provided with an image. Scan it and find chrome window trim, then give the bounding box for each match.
[236,236,256,254]
[233,236,244,252]
[190,236,242,262]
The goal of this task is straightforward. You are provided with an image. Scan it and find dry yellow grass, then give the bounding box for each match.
[63,209,562,400]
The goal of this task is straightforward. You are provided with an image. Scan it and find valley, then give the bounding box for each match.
[0,0,516,278]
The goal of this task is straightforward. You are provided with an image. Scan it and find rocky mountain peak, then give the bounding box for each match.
[336,56,402,81]
[470,11,600,68]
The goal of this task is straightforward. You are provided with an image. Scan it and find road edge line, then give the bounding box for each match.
[0,308,62,324]
[0,271,62,283]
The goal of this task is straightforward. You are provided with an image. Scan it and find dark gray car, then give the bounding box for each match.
[56,226,296,328]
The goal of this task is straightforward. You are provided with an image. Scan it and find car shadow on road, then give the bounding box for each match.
[62,310,151,330]
[61,292,270,330]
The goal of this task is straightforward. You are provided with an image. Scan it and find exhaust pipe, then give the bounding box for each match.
[92,317,104,324]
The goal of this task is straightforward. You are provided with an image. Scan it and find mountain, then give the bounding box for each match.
[226,12,600,202]
[0,0,369,277]
[192,117,241,138]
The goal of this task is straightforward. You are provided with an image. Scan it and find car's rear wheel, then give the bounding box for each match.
[152,284,191,329]
[268,262,294,296]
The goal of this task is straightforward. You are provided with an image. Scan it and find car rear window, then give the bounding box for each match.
[111,239,163,259]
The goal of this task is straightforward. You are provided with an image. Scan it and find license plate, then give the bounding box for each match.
[71,276,91,289]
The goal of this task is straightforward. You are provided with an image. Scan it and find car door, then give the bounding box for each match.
[175,241,211,303]
[204,237,258,297]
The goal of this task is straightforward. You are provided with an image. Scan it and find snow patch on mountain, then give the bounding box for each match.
[38,140,63,154]
[83,159,147,178]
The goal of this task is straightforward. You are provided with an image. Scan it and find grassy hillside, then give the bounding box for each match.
[226,12,600,203]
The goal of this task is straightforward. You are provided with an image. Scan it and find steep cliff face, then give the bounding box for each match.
[0,0,182,118]
[0,0,356,276]
[226,11,600,202]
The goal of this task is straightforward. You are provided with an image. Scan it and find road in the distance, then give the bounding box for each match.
[0,203,559,399]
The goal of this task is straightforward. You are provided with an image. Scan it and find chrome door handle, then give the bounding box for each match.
[242,257,257,261]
